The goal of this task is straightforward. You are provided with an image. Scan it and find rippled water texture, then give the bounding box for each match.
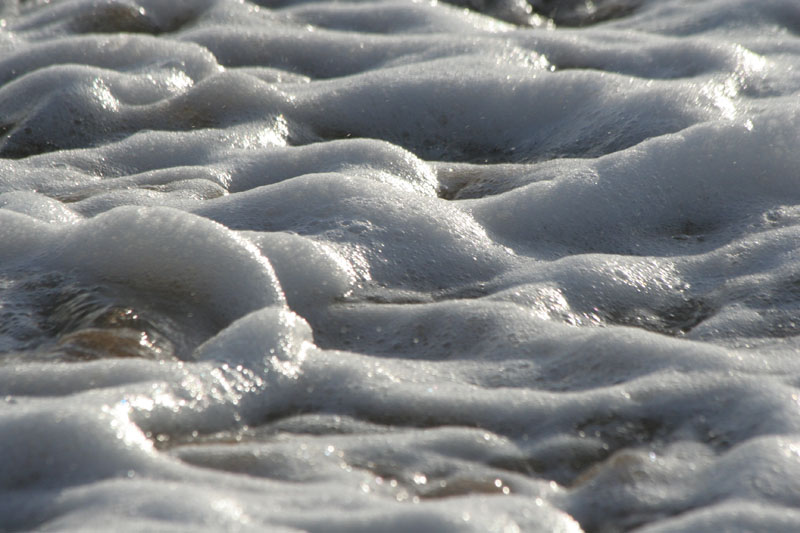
[2,0,800,531]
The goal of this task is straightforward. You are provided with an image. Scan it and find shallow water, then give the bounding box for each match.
[2,0,800,531]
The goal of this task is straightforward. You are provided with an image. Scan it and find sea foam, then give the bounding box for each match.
[2,0,800,531]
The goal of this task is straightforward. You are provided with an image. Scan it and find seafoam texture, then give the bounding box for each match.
[1,0,800,531]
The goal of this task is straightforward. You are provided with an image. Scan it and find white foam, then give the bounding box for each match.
[2,0,800,530]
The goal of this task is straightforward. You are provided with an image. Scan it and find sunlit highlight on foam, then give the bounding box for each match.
[104,398,155,452]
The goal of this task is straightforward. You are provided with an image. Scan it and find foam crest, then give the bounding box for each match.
[194,173,514,290]
[48,207,285,324]
[291,62,709,162]
[468,108,800,255]
[0,34,219,87]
